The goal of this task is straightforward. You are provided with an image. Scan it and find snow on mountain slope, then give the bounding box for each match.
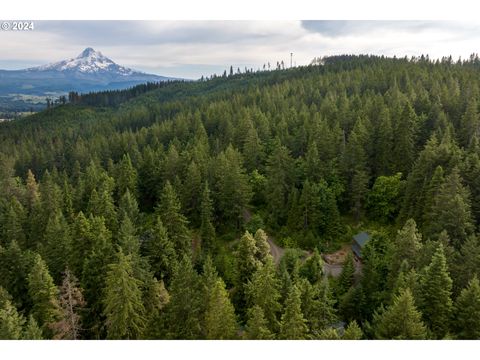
[0,48,179,100]
[28,48,136,76]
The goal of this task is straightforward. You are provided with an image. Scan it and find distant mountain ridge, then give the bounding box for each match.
[0,48,178,104]
[27,48,137,76]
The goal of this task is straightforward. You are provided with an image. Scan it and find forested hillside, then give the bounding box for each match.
[2,54,480,339]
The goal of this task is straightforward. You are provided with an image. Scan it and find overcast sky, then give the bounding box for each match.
[1,20,480,79]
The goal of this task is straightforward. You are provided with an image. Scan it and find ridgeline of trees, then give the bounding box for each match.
[2,54,480,339]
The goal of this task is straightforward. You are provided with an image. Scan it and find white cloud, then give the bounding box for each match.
[1,21,480,79]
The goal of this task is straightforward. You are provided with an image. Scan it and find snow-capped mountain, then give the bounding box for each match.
[0,48,179,100]
[29,48,136,76]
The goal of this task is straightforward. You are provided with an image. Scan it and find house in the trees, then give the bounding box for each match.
[352,232,371,260]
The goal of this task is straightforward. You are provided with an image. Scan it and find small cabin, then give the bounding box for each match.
[352,232,371,260]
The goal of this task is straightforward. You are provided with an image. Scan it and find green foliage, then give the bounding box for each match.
[454,276,480,339]
[144,217,177,283]
[279,285,308,339]
[202,263,238,339]
[103,250,146,339]
[246,257,281,332]
[389,219,422,282]
[343,320,363,340]
[423,167,474,247]
[373,288,427,340]
[367,173,405,222]
[156,181,191,257]
[417,244,453,338]
[0,299,25,339]
[163,255,202,339]
[245,305,275,340]
[23,315,43,340]
[3,55,480,339]
[27,254,61,336]
[200,182,216,253]
[301,277,337,337]
[337,252,355,297]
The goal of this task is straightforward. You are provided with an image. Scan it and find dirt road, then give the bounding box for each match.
[267,237,285,264]
[266,237,360,277]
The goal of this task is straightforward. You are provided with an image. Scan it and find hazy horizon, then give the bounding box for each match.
[1,20,480,79]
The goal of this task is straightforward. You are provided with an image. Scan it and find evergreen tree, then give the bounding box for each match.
[144,217,177,283]
[0,299,25,339]
[343,320,363,340]
[27,254,61,336]
[454,276,480,339]
[453,235,480,293]
[279,285,308,340]
[214,146,252,228]
[87,188,117,232]
[351,169,369,222]
[117,216,140,256]
[23,315,43,340]
[459,98,479,148]
[299,248,324,284]
[200,182,216,253]
[116,154,138,199]
[337,252,355,296]
[392,102,417,175]
[203,275,237,339]
[0,197,26,248]
[182,161,203,225]
[244,305,275,339]
[418,244,453,338]
[163,255,202,339]
[265,142,295,224]
[303,277,337,336]
[390,219,422,277]
[0,240,30,309]
[118,189,140,225]
[246,257,281,332]
[253,228,271,264]
[103,250,146,339]
[156,181,191,257]
[235,231,260,310]
[40,212,72,283]
[143,277,170,338]
[424,167,474,247]
[373,288,426,340]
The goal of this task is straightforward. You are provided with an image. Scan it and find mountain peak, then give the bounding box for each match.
[30,48,135,75]
[78,47,100,58]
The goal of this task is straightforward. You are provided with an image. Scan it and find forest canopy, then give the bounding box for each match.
[2,54,480,339]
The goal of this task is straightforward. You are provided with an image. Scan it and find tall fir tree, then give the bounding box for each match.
[454,276,480,339]
[0,299,25,339]
[144,217,177,283]
[246,256,281,332]
[27,254,61,337]
[200,182,216,253]
[163,255,202,339]
[103,250,146,340]
[244,305,275,340]
[156,181,191,257]
[202,260,237,339]
[279,284,308,340]
[424,167,474,247]
[373,288,426,340]
[418,244,453,338]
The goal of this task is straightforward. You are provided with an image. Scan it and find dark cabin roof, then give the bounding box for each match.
[352,232,371,258]
[353,232,370,247]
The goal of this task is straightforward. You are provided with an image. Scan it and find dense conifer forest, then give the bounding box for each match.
[2,54,480,339]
